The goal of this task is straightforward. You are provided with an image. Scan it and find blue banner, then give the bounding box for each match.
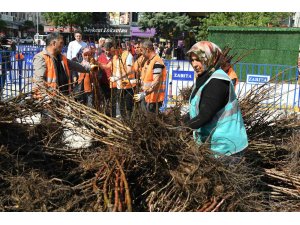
[246,74,270,84]
[172,70,194,81]
[25,54,34,66]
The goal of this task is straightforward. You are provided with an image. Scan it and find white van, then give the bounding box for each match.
[34,34,47,45]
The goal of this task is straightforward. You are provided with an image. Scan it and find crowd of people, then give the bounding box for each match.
[31,31,248,157]
[32,31,167,116]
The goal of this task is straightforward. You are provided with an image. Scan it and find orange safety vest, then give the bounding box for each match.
[227,67,238,89]
[15,53,24,60]
[78,72,92,93]
[34,52,71,98]
[111,50,135,89]
[141,54,167,103]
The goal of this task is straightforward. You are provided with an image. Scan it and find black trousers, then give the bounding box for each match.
[98,83,112,115]
[100,83,111,102]
[146,101,163,114]
[110,88,118,118]
[117,88,134,119]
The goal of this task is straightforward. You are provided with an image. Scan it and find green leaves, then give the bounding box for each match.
[42,12,93,30]
[0,19,7,30]
[194,12,292,40]
[138,12,191,39]
[22,20,34,30]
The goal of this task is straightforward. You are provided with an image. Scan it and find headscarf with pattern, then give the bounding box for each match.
[186,41,222,72]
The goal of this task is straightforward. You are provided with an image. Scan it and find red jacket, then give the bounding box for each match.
[98,53,112,85]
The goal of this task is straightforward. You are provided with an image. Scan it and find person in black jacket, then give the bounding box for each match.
[182,41,229,129]
[0,34,11,99]
[182,41,248,156]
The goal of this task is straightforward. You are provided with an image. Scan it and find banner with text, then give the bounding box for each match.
[246,74,270,84]
[172,71,194,81]
[83,26,130,36]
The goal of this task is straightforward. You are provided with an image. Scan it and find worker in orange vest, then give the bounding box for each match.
[15,51,25,80]
[33,32,96,101]
[132,41,147,93]
[15,52,24,60]
[110,41,134,119]
[77,47,100,108]
[133,40,167,114]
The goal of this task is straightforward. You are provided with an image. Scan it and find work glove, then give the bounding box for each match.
[121,79,129,87]
[129,79,137,84]
[133,92,146,102]
[109,76,117,82]
[90,64,98,71]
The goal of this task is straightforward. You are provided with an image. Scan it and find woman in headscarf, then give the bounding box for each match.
[183,41,248,156]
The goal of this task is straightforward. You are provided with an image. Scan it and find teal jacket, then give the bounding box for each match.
[189,69,248,155]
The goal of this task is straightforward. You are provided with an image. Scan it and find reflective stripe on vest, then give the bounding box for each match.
[143,81,166,88]
[141,54,167,103]
[189,69,248,156]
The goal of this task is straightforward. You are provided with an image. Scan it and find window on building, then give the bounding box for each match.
[132,12,139,23]
[109,12,120,25]
[109,12,130,26]
[120,12,129,25]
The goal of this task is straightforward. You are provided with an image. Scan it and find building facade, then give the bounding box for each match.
[0,12,45,37]
[293,12,300,27]
[43,12,155,44]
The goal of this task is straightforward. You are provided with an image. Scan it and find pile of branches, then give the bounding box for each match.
[238,78,300,211]
[178,86,193,103]
[0,77,300,211]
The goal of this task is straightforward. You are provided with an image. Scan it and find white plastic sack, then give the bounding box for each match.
[15,113,42,125]
[62,118,93,149]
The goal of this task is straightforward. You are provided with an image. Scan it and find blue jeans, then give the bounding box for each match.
[0,70,7,99]
[83,92,94,108]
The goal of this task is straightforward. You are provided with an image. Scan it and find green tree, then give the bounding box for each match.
[0,19,7,31]
[38,24,44,34]
[43,12,92,33]
[138,12,191,40]
[21,20,35,34]
[23,20,34,30]
[194,12,292,40]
